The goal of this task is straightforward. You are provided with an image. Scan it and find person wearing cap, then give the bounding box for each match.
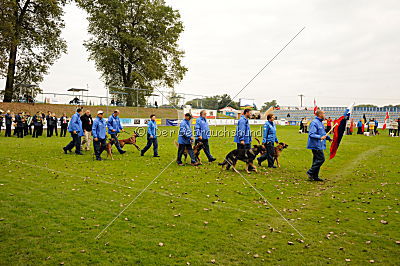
[92,110,107,160]
[141,114,159,157]
[107,110,126,154]
[177,113,200,166]
[234,109,252,149]
[195,110,216,162]
[81,110,93,151]
[63,108,84,155]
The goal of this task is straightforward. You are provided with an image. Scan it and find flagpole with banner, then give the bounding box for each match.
[329,103,354,159]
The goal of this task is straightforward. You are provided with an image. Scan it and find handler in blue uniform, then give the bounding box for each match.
[92,110,107,161]
[195,110,216,162]
[107,110,126,154]
[177,113,200,166]
[234,109,252,149]
[258,113,279,168]
[141,114,159,157]
[63,108,84,155]
[306,110,332,181]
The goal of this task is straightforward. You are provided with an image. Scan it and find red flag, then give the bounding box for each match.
[382,112,389,130]
[313,98,318,115]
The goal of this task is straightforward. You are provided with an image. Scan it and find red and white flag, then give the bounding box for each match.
[382,112,389,130]
[313,98,318,115]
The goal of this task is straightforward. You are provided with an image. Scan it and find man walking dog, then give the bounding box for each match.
[177,113,200,166]
[141,114,159,157]
[234,109,252,149]
[306,109,332,181]
[195,110,216,162]
[92,110,107,161]
[107,110,126,154]
[63,108,84,155]
[258,113,279,168]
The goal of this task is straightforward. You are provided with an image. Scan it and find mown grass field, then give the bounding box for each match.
[0,126,399,265]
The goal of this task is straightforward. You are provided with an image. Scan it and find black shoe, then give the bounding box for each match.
[140,151,144,156]
[313,177,324,182]
[76,152,84,155]
[268,165,277,168]
[307,172,314,181]
[257,158,262,167]
[63,147,68,154]
[153,155,160,157]
[208,158,216,162]
[119,150,126,154]
[177,162,184,166]
[96,157,102,161]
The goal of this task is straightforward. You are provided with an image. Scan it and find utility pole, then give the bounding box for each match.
[298,94,304,107]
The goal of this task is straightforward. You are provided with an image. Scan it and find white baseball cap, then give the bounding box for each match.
[97,110,104,114]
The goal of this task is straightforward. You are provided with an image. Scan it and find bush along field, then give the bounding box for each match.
[0,126,399,265]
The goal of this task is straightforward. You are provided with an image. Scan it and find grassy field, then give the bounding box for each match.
[0,126,399,265]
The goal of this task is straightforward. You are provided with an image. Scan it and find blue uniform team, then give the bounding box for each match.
[62,106,331,181]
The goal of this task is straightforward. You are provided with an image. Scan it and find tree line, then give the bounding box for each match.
[0,0,186,106]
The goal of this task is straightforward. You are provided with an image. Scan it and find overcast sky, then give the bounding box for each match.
[2,0,400,107]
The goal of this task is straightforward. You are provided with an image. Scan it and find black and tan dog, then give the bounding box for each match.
[174,141,204,163]
[273,142,288,168]
[219,139,266,174]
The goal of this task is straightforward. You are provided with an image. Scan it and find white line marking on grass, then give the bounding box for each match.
[224,160,305,239]
[6,159,133,189]
[95,159,175,239]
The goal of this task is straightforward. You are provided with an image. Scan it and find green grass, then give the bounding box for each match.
[0,126,399,265]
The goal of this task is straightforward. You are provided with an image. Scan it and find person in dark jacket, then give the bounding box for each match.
[141,114,159,157]
[47,113,57,137]
[306,110,332,181]
[59,113,69,137]
[5,110,12,137]
[46,111,52,137]
[53,113,58,136]
[0,113,3,135]
[15,112,24,138]
[80,110,93,151]
[32,112,43,138]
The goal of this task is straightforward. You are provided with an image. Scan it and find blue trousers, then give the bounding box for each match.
[141,134,158,156]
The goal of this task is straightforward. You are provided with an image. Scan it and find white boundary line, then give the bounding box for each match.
[224,159,305,239]
[95,159,175,239]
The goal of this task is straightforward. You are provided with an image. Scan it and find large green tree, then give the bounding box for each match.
[185,94,240,110]
[77,0,187,106]
[0,0,68,102]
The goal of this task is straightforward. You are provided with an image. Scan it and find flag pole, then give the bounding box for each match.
[325,123,338,136]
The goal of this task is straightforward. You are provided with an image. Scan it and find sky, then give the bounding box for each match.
[1,0,400,107]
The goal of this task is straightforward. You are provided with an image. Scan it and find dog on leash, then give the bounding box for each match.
[219,138,266,174]
[104,138,117,160]
[273,142,288,168]
[118,132,141,151]
[174,141,204,163]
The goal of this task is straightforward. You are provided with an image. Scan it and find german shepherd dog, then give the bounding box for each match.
[174,141,204,163]
[219,138,266,174]
[273,142,288,168]
[104,138,117,160]
[118,132,141,151]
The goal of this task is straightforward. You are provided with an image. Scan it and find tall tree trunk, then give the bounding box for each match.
[3,44,18,102]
